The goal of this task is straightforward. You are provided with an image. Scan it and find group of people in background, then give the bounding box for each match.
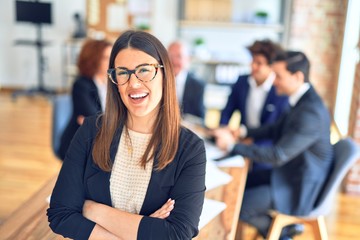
[50,31,333,240]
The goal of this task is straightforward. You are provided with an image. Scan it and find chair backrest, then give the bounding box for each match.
[309,137,360,217]
[51,94,72,159]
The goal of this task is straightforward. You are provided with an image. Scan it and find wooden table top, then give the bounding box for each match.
[196,164,248,240]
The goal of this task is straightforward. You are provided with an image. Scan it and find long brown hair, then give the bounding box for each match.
[92,30,181,171]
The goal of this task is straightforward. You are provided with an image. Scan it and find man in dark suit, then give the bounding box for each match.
[168,41,206,120]
[213,51,333,239]
[219,40,289,187]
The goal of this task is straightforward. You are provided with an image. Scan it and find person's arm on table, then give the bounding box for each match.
[217,112,322,166]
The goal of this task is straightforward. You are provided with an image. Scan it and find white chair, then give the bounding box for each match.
[51,94,72,159]
[265,138,360,240]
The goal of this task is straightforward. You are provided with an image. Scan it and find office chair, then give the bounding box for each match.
[264,137,360,240]
[51,94,72,159]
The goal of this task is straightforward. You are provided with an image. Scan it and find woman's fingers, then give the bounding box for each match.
[150,198,175,219]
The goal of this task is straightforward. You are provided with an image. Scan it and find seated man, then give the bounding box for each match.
[168,40,206,121]
[219,39,289,188]
[213,50,333,239]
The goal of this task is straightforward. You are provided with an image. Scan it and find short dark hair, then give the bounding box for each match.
[247,39,283,65]
[274,50,310,82]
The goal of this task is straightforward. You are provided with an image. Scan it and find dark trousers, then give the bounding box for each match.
[240,169,273,237]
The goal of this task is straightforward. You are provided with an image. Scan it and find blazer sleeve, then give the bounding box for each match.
[232,104,324,166]
[72,78,101,117]
[137,131,207,239]
[47,118,96,240]
[219,76,247,125]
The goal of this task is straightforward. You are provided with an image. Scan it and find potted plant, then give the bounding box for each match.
[254,11,268,24]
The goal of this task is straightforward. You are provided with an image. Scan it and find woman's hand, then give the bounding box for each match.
[150,198,175,219]
[77,115,85,125]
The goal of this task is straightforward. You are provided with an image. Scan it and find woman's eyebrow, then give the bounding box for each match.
[115,63,151,69]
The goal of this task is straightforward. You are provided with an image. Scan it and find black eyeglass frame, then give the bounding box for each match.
[107,63,164,86]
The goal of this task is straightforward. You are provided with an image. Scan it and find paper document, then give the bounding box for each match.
[214,155,245,168]
[205,160,232,191]
[199,198,227,229]
[205,141,227,161]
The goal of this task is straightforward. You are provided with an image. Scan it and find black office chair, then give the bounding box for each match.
[265,138,360,240]
[51,94,72,159]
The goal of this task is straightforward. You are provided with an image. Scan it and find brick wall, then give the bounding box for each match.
[288,0,347,111]
[288,0,360,194]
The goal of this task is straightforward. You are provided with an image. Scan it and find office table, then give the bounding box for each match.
[0,162,248,240]
[196,163,248,240]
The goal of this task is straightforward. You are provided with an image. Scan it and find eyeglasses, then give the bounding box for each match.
[107,63,164,86]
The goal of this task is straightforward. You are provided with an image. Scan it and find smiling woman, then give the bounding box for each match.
[47,30,207,240]
[114,48,165,130]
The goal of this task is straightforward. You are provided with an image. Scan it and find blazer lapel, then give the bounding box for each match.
[240,79,250,125]
[260,86,276,123]
[87,124,124,205]
[88,163,112,205]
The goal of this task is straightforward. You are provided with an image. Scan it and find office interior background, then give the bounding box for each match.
[0,0,359,239]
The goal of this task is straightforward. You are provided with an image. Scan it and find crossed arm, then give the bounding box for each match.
[84,199,175,240]
[48,120,206,240]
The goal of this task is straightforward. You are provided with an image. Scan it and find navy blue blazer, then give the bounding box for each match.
[58,76,103,160]
[47,116,206,240]
[220,75,289,145]
[232,86,333,215]
[181,72,206,120]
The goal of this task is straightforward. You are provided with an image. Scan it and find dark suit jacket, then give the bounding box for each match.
[58,76,102,160]
[220,75,289,145]
[47,116,206,240]
[181,72,206,120]
[232,86,333,215]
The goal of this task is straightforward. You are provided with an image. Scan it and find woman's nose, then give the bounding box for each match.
[128,74,142,88]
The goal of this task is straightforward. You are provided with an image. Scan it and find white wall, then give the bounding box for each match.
[334,0,360,136]
[151,0,178,48]
[0,0,281,89]
[0,0,86,89]
[0,0,178,90]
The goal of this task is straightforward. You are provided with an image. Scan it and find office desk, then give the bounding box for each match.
[196,163,248,240]
[0,162,248,240]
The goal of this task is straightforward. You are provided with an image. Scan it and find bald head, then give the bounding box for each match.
[168,41,190,76]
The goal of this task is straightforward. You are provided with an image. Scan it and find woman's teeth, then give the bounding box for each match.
[130,93,148,99]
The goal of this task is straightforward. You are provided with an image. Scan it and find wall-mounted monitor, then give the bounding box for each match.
[15,1,52,25]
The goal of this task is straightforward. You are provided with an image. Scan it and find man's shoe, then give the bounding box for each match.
[281,224,305,238]
[279,236,292,240]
